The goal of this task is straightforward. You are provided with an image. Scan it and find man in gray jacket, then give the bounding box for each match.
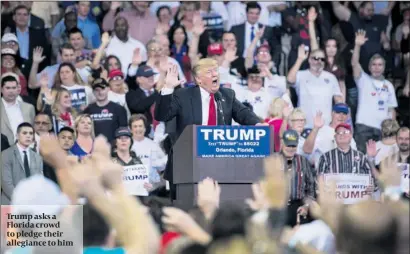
[1,122,43,205]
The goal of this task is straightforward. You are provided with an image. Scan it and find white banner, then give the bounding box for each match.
[324,173,371,204]
[122,164,149,196]
[398,163,409,194]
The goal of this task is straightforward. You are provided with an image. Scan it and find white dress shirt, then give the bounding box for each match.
[160,86,218,125]
[105,35,148,75]
[16,143,31,166]
[2,98,24,141]
[244,21,261,57]
[226,2,270,31]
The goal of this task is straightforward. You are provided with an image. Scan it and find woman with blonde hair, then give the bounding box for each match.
[279,108,308,153]
[42,88,77,134]
[374,119,400,165]
[70,114,95,158]
[266,97,291,152]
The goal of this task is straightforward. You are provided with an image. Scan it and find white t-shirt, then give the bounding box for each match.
[264,74,287,98]
[236,87,272,119]
[105,36,148,75]
[355,72,398,129]
[108,91,131,119]
[131,137,168,183]
[375,141,398,165]
[293,70,342,127]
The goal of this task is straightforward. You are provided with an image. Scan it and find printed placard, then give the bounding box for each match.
[122,165,149,196]
[196,126,271,158]
[70,88,87,111]
[324,173,371,204]
[398,163,410,194]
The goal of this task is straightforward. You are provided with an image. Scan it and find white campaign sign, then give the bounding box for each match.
[398,163,410,194]
[122,164,149,196]
[324,173,371,205]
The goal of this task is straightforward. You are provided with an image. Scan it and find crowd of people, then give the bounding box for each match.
[1,1,409,254]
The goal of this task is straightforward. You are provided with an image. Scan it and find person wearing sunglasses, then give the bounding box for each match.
[287,44,344,129]
[279,129,316,227]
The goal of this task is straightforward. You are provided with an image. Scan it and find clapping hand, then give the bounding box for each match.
[355,29,368,46]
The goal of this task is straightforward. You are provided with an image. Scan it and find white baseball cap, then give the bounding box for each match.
[1,33,18,43]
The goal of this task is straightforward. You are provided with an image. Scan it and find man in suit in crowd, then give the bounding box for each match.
[230,2,281,66]
[1,122,43,205]
[155,58,263,196]
[126,65,160,137]
[1,75,35,145]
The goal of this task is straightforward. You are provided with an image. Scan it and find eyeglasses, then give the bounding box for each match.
[35,121,50,126]
[312,56,325,62]
[290,119,305,123]
[336,130,351,135]
[258,51,270,55]
[149,47,163,52]
[249,75,262,80]
[110,76,123,81]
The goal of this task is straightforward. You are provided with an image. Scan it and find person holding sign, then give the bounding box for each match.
[318,123,375,204]
[279,130,316,227]
[111,127,153,197]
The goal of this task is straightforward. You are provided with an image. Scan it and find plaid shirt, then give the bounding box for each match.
[282,154,316,201]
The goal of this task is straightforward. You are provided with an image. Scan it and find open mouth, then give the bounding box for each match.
[212,78,218,86]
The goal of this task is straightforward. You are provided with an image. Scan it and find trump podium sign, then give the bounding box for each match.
[196,126,272,158]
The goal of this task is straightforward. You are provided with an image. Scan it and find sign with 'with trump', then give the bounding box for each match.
[324,173,371,205]
[196,126,272,158]
[122,165,149,196]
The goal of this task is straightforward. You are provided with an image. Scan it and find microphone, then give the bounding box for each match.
[214,92,225,125]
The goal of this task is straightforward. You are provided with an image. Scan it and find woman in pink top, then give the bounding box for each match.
[265,98,290,152]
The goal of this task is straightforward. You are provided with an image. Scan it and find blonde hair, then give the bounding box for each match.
[74,114,95,138]
[381,119,400,138]
[289,108,306,122]
[36,89,58,112]
[268,97,286,118]
[192,58,218,79]
[51,88,78,119]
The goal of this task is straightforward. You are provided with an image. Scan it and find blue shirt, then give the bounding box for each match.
[37,64,59,88]
[53,16,101,49]
[70,141,92,159]
[16,28,29,59]
[60,1,101,21]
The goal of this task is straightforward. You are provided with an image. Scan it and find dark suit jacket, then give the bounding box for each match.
[10,26,51,78]
[126,88,160,136]
[155,86,261,139]
[230,23,281,67]
[29,14,45,30]
[1,134,10,152]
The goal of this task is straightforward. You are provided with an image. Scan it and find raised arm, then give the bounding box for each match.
[303,111,324,154]
[287,45,308,85]
[351,30,368,79]
[332,1,352,22]
[245,26,265,69]
[188,14,206,67]
[91,32,111,69]
[28,47,46,89]
[307,7,319,51]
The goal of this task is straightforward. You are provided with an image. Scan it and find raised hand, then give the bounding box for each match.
[263,155,288,209]
[110,1,122,11]
[307,6,317,22]
[223,47,238,63]
[313,111,324,129]
[355,29,368,46]
[101,32,111,46]
[255,26,265,39]
[245,181,269,211]
[33,46,46,64]
[376,153,402,188]
[39,72,49,89]
[297,44,308,61]
[192,13,206,36]
[366,139,378,158]
[164,63,181,88]
[131,48,142,66]
[159,55,169,73]
[197,177,221,219]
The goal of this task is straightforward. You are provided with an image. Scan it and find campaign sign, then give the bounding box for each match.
[324,173,371,205]
[398,163,409,194]
[196,126,271,158]
[122,164,149,196]
[70,88,87,111]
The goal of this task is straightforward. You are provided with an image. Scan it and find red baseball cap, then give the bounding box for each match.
[257,44,271,53]
[108,69,124,81]
[335,123,352,132]
[207,43,223,56]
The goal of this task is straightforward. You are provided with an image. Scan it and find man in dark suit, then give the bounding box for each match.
[126,65,160,137]
[155,58,263,194]
[230,2,281,67]
[9,5,50,78]
[1,122,43,205]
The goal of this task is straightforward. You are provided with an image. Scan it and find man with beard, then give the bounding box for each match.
[397,127,410,164]
[287,44,343,127]
[105,16,147,75]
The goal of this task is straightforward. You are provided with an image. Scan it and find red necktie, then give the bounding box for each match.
[207,93,217,126]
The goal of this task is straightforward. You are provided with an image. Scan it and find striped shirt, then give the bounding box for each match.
[281,154,316,201]
[318,148,372,175]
